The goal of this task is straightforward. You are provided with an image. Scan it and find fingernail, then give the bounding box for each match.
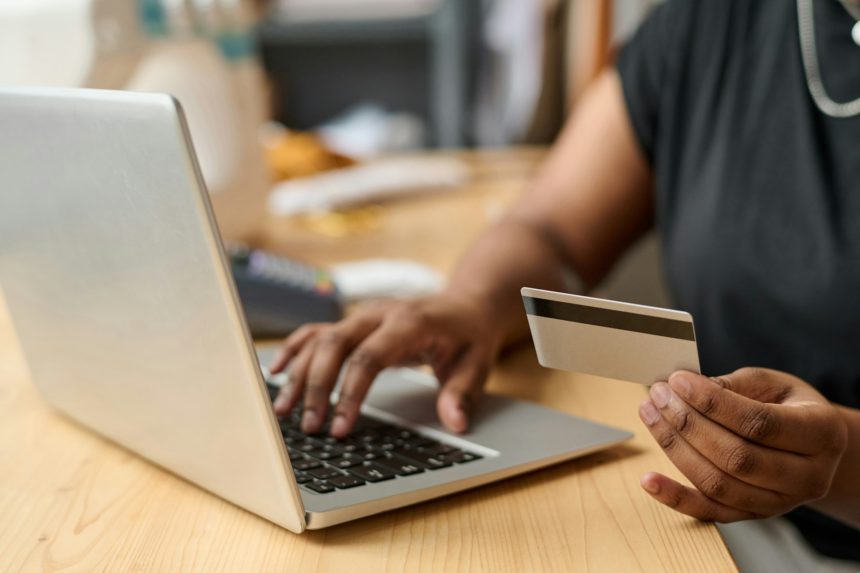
[448,405,467,433]
[640,400,661,426]
[301,409,319,432]
[641,473,661,494]
[330,414,348,437]
[650,383,671,408]
[668,373,692,399]
[273,393,289,412]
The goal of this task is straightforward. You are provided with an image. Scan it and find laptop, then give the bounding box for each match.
[0,87,632,532]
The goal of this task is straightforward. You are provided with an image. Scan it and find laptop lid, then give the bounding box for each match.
[0,88,306,532]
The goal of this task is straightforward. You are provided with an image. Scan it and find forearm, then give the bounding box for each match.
[446,70,653,352]
[810,405,860,528]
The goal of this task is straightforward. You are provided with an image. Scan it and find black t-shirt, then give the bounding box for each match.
[616,0,860,560]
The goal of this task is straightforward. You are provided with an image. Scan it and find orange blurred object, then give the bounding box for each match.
[263,129,355,181]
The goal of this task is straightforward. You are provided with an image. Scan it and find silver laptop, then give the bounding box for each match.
[0,87,631,533]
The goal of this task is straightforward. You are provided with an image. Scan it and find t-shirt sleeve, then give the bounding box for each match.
[615,0,691,164]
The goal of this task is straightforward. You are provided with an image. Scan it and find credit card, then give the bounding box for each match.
[522,287,700,385]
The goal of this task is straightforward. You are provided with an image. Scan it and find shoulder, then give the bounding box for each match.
[615,0,788,162]
[630,0,784,53]
[619,0,790,93]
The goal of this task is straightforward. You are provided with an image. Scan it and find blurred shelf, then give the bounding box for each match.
[258,15,431,44]
[257,0,481,148]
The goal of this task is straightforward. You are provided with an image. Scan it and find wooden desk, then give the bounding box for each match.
[0,149,737,572]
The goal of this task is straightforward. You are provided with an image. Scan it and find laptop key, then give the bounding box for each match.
[374,454,426,476]
[356,430,381,444]
[305,448,337,461]
[305,481,336,494]
[285,429,305,440]
[423,457,453,470]
[322,443,345,455]
[348,462,397,482]
[393,449,453,470]
[308,467,343,480]
[416,444,459,456]
[328,474,365,489]
[297,441,318,453]
[292,459,322,471]
[330,456,363,469]
[445,452,482,464]
[293,471,313,484]
[400,438,436,450]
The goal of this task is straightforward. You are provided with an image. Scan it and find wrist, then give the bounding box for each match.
[439,287,511,350]
[808,405,860,528]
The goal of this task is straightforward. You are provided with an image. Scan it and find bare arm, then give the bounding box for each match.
[270,68,655,436]
[445,68,654,347]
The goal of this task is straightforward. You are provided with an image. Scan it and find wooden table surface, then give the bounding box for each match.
[0,149,737,572]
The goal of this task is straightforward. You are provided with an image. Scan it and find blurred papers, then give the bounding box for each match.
[317,103,426,160]
[267,156,471,215]
[331,259,443,302]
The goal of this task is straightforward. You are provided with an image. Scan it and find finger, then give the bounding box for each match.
[274,340,317,415]
[436,350,489,434]
[649,382,817,496]
[639,399,790,515]
[640,472,759,522]
[712,367,824,404]
[427,338,459,381]
[714,367,792,403]
[272,379,298,415]
[329,322,423,438]
[301,317,382,433]
[269,324,321,374]
[667,370,836,455]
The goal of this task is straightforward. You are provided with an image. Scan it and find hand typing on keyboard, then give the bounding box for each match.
[267,384,482,495]
[268,295,503,439]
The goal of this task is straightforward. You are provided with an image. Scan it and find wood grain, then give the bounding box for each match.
[0,149,736,572]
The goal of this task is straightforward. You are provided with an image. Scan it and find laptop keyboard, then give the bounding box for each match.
[266,383,482,494]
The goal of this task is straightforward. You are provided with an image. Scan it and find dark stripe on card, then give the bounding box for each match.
[523,296,695,341]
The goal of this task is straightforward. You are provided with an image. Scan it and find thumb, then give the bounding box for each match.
[436,351,488,433]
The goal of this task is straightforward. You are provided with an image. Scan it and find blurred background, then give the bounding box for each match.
[0,0,668,316]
